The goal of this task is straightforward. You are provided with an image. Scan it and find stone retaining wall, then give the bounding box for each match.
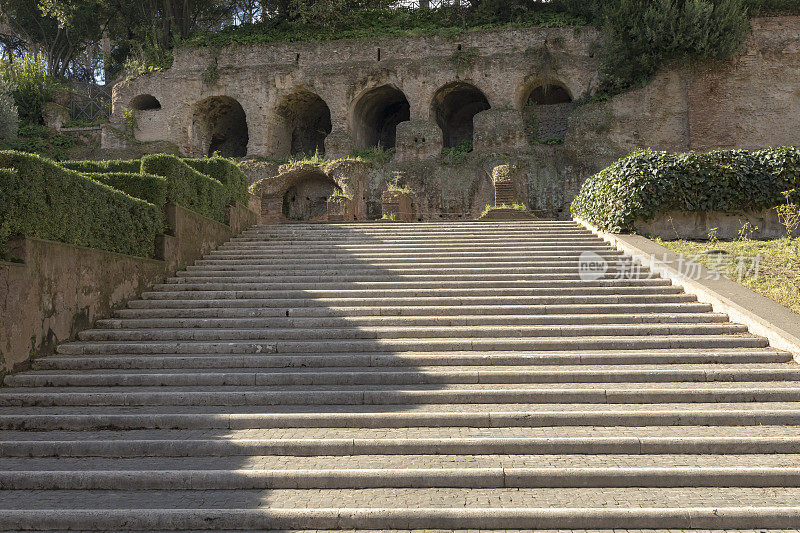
[0,203,258,374]
[634,210,792,241]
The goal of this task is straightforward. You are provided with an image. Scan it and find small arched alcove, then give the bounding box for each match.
[280,166,340,221]
[192,96,249,157]
[431,82,490,148]
[275,90,332,156]
[522,82,572,142]
[130,94,161,111]
[352,85,410,150]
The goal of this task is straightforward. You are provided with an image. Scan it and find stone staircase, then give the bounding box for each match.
[2,220,800,531]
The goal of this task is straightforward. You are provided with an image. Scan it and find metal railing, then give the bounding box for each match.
[69,83,111,122]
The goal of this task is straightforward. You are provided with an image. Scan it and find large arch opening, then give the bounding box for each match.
[352,85,410,150]
[192,96,249,157]
[522,83,572,142]
[431,82,490,148]
[130,94,161,111]
[276,90,332,156]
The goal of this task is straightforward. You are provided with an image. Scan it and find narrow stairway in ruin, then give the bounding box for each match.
[2,220,800,531]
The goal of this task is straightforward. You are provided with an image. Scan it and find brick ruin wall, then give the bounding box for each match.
[113,17,800,220]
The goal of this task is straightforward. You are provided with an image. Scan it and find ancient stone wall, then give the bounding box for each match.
[0,203,258,374]
[113,17,800,220]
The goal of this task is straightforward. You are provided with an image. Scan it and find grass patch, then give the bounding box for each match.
[657,237,800,315]
[441,140,473,164]
[185,8,587,48]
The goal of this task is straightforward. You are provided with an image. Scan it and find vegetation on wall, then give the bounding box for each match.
[60,159,143,173]
[571,147,800,232]
[0,123,80,161]
[186,5,586,48]
[141,154,230,223]
[182,0,778,98]
[184,156,249,205]
[84,171,168,208]
[595,0,750,97]
[0,151,163,258]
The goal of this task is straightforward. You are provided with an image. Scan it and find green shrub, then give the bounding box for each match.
[183,156,249,205]
[0,151,162,258]
[1,53,61,125]
[441,140,473,164]
[571,147,800,232]
[60,159,143,174]
[598,0,749,96]
[84,172,168,208]
[141,154,228,223]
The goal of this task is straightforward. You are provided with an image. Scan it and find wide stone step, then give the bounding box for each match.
[6,466,800,490]
[182,263,643,273]
[3,383,800,407]
[3,504,800,530]
[9,400,800,417]
[220,239,604,248]
[125,294,700,309]
[6,453,800,472]
[193,254,626,266]
[216,238,608,246]
[139,288,685,302]
[5,407,800,430]
[207,246,614,257]
[76,323,747,342]
[55,334,767,355]
[170,271,650,282]
[114,302,713,319]
[3,423,798,443]
[6,435,800,457]
[95,312,728,330]
[9,365,800,388]
[128,294,697,310]
[152,279,673,291]
[33,348,791,370]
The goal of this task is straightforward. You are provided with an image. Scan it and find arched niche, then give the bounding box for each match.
[280,166,340,220]
[431,82,490,148]
[351,85,410,150]
[522,82,572,142]
[275,90,332,156]
[191,96,249,157]
[130,94,161,111]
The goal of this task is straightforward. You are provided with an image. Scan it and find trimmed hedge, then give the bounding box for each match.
[141,154,229,223]
[59,159,142,174]
[84,172,168,209]
[184,157,249,206]
[571,147,800,232]
[0,151,163,258]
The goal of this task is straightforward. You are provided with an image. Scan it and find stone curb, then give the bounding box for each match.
[3,436,800,457]
[1,507,800,530]
[575,218,800,360]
